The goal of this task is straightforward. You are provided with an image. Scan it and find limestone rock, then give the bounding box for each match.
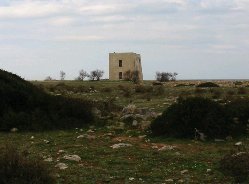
[110,143,132,149]
[55,163,68,170]
[10,128,18,132]
[77,134,96,140]
[158,145,176,151]
[132,120,138,127]
[63,155,81,162]
[235,142,242,146]
[44,157,53,162]
[181,170,188,175]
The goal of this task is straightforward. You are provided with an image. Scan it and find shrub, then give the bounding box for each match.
[194,88,206,94]
[210,89,222,99]
[197,82,220,88]
[153,86,165,96]
[237,87,248,95]
[151,97,230,139]
[102,87,113,93]
[225,98,249,136]
[123,88,132,98]
[0,145,55,184]
[135,85,153,93]
[0,69,95,131]
[226,90,235,96]
[220,151,249,183]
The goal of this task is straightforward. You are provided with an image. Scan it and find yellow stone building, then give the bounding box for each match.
[109,52,143,81]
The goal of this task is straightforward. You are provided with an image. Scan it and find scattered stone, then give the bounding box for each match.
[151,145,158,149]
[63,155,81,162]
[77,134,96,140]
[207,169,212,173]
[87,129,95,133]
[165,179,174,182]
[158,145,176,151]
[178,179,184,183]
[214,139,225,142]
[30,136,34,139]
[138,135,147,139]
[175,152,181,156]
[110,143,132,149]
[132,120,138,126]
[80,129,83,132]
[129,177,135,181]
[235,142,242,146]
[55,163,68,170]
[43,139,50,144]
[58,150,66,154]
[105,133,113,136]
[44,157,53,162]
[10,128,18,132]
[181,170,188,175]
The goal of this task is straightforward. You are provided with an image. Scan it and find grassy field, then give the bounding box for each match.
[2,80,249,183]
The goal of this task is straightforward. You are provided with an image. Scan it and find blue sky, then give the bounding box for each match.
[0,0,249,80]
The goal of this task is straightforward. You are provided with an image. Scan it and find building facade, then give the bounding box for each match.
[109,52,143,81]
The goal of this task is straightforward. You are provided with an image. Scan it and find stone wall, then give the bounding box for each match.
[109,52,143,81]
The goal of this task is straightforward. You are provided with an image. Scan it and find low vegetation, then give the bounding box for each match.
[0,144,55,184]
[151,96,249,139]
[2,71,249,183]
[196,82,220,88]
[0,69,94,131]
[220,151,249,183]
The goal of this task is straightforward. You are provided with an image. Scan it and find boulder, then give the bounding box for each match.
[63,155,81,162]
[55,163,68,170]
[110,143,132,149]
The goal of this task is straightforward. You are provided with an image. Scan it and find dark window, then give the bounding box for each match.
[119,72,122,79]
[119,60,122,67]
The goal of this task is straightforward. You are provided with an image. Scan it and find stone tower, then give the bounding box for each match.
[109,52,143,81]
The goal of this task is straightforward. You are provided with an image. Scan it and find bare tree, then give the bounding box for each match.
[76,69,88,81]
[124,70,140,83]
[124,70,132,81]
[131,70,140,84]
[60,71,66,80]
[156,72,178,82]
[89,69,104,81]
[44,76,53,81]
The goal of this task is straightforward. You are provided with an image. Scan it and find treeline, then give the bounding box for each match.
[45,69,104,81]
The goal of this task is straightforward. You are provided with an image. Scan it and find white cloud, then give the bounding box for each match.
[55,35,104,41]
[0,1,63,19]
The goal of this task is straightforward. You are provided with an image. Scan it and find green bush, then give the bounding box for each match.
[225,98,249,136]
[220,151,249,183]
[197,82,220,88]
[153,86,165,96]
[210,89,222,99]
[134,85,153,93]
[0,69,95,131]
[151,97,230,138]
[194,88,206,95]
[0,145,55,184]
[237,87,248,95]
